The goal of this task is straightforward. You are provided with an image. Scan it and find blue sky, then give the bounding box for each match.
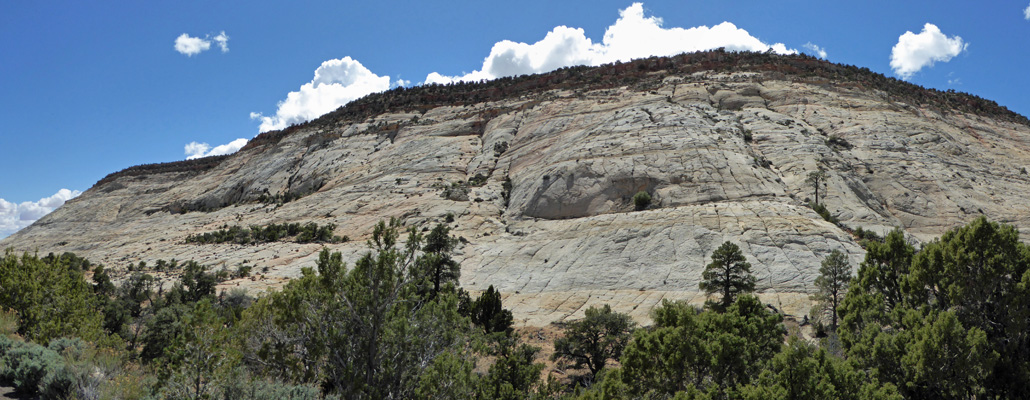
[2,0,1029,237]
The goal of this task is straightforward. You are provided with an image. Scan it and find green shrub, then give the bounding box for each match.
[0,335,14,377]
[186,222,338,245]
[235,264,253,278]
[467,285,513,335]
[809,202,838,224]
[47,337,87,360]
[468,173,489,187]
[440,182,470,201]
[38,361,78,399]
[296,222,337,243]
[0,336,63,395]
[633,191,652,211]
[501,177,513,208]
[0,251,104,344]
[852,226,884,249]
[38,337,98,400]
[219,289,254,325]
[853,226,882,242]
[493,141,509,157]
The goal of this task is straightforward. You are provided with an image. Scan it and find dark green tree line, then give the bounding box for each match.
[6,216,1030,399]
[839,217,1030,399]
[0,250,104,344]
[241,219,474,399]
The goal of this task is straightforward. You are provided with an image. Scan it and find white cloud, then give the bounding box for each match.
[213,31,230,52]
[803,42,827,59]
[425,2,795,84]
[425,72,463,85]
[175,33,212,56]
[889,23,967,80]
[1024,3,1030,20]
[174,31,230,56]
[184,142,211,158]
[184,138,249,160]
[250,57,391,132]
[0,189,82,239]
[249,3,799,133]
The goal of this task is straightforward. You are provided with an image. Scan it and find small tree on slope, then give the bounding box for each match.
[552,304,635,381]
[700,241,757,311]
[812,249,852,328]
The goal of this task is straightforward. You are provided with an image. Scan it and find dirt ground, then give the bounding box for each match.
[0,386,34,400]
[517,325,569,381]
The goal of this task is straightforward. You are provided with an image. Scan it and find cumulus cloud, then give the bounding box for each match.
[889,23,966,80]
[184,142,211,158]
[174,31,230,56]
[0,189,82,239]
[425,2,795,84]
[175,34,211,56]
[248,3,799,134]
[803,42,827,59]
[1025,3,1030,20]
[250,57,391,132]
[184,138,249,160]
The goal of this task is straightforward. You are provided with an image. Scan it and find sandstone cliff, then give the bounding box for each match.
[5,52,1030,326]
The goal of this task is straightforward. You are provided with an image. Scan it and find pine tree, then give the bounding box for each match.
[812,250,851,327]
[469,285,513,335]
[700,241,757,311]
[418,223,460,298]
[806,168,828,204]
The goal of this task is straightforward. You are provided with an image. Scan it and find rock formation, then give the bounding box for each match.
[5,52,1030,326]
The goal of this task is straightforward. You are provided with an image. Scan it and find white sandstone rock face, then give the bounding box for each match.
[5,72,1030,326]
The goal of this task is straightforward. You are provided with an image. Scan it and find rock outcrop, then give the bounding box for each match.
[5,52,1030,326]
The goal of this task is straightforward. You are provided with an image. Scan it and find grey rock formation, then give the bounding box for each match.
[5,67,1030,326]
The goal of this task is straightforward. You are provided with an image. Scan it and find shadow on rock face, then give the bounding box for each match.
[519,163,661,219]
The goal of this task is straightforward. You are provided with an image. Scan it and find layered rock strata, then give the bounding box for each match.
[6,64,1030,326]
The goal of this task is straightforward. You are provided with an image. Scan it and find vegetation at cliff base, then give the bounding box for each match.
[1,216,1029,399]
[838,218,1030,399]
[552,304,635,382]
